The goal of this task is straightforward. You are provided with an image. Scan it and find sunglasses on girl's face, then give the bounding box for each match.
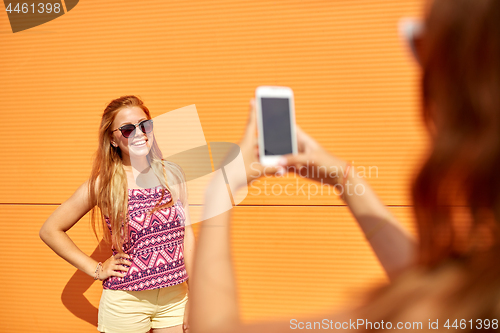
[112,119,154,138]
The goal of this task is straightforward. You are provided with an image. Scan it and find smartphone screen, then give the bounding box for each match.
[261,97,293,156]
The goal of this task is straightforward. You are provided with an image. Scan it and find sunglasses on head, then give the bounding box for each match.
[112,119,154,138]
[399,18,424,64]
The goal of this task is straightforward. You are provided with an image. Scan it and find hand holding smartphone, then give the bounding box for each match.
[255,86,298,166]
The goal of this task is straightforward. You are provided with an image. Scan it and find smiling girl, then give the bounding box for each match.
[40,95,195,333]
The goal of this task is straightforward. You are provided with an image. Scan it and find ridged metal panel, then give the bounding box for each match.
[0,0,425,331]
[0,204,417,330]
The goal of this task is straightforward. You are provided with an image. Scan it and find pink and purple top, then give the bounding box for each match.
[102,186,188,291]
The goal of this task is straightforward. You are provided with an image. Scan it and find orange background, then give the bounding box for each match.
[0,1,427,331]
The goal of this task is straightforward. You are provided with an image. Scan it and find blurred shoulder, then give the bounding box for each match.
[359,260,500,327]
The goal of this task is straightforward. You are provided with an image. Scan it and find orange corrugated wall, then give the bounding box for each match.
[0,1,426,331]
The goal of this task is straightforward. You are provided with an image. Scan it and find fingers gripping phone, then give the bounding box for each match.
[255,86,298,166]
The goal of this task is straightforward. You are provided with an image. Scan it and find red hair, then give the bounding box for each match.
[413,0,500,267]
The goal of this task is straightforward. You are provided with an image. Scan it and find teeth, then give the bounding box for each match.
[132,140,146,146]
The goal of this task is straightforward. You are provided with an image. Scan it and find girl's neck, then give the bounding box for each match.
[122,156,150,173]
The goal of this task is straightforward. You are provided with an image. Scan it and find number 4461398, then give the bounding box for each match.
[5,3,61,14]
[443,319,498,330]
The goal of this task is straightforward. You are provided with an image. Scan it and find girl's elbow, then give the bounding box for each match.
[39,222,55,243]
[39,224,49,242]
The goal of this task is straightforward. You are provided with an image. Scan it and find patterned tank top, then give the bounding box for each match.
[102,185,188,291]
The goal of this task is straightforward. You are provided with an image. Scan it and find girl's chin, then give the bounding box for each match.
[128,146,151,157]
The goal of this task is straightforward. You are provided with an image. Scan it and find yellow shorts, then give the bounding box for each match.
[97,282,188,333]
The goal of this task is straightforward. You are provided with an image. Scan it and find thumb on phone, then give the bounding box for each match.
[278,153,309,169]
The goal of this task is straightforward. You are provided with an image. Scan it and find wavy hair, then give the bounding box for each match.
[354,1,500,326]
[88,95,187,253]
[412,0,500,267]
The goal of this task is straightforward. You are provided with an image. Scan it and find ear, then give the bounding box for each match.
[109,132,117,147]
[109,134,118,147]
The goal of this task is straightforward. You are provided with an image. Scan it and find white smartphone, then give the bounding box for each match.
[255,86,298,166]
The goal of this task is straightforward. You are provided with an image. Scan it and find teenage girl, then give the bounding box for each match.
[40,95,195,333]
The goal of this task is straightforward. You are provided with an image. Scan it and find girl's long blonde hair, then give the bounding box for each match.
[88,95,187,253]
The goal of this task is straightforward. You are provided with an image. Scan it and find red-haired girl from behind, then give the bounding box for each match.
[188,0,500,332]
